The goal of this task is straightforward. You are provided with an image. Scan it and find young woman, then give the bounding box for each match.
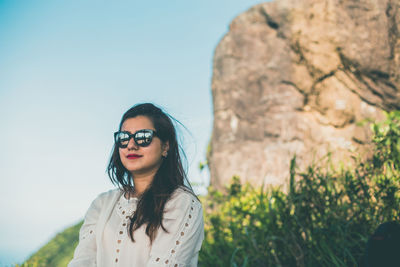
[68,103,204,267]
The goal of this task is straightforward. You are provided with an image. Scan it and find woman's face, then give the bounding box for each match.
[119,115,169,178]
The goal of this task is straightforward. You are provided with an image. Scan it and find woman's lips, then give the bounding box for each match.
[127,154,143,159]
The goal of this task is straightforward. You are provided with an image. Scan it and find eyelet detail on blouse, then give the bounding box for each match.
[116,195,137,219]
[156,199,197,265]
[80,226,95,241]
[108,193,140,265]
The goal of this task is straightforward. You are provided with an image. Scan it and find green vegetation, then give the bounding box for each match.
[18,222,82,267]
[20,111,400,267]
[199,111,400,267]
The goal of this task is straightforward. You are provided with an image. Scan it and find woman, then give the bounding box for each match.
[68,103,204,267]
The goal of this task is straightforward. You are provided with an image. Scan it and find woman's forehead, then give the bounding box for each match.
[121,116,155,132]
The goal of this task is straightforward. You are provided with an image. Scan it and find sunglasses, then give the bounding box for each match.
[114,129,157,148]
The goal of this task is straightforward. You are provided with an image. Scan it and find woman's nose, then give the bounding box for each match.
[127,137,139,150]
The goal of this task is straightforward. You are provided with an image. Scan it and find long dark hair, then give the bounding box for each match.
[107,103,194,244]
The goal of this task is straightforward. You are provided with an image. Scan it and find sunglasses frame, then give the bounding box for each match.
[114,129,157,148]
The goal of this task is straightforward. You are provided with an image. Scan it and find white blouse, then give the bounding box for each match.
[68,187,204,267]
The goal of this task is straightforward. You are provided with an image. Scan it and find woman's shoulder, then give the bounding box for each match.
[82,188,122,220]
[91,188,122,205]
[166,186,201,209]
[97,188,121,198]
[172,186,198,200]
[163,186,202,221]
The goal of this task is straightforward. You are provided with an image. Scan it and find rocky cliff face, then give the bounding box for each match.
[209,0,400,189]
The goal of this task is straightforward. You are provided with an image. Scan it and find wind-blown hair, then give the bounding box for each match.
[107,103,194,244]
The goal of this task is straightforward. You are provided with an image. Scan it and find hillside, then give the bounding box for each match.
[18,222,82,267]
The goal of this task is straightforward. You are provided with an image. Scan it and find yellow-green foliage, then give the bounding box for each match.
[199,111,400,267]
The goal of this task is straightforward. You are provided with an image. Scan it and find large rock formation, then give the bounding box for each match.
[209,0,400,189]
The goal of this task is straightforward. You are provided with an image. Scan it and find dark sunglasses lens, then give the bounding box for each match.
[115,132,130,148]
[134,130,153,147]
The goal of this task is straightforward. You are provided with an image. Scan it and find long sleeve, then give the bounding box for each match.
[146,189,205,267]
[68,193,104,267]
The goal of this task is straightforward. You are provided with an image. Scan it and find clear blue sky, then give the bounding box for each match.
[0,0,266,265]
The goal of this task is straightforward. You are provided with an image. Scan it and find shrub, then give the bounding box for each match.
[199,111,400,267]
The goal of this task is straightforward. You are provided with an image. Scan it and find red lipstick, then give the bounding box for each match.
[127,154,143,159]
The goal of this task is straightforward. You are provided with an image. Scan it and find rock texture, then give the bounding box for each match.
[209,0,400,189]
